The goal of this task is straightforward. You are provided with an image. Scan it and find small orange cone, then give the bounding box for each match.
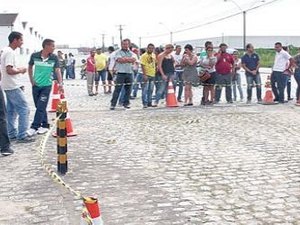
[80,197,104,225]
[65,112,77,137]
[262,75,278,105]
[52,98,77,137]
[166,81,178,107]
[49,82,61,112]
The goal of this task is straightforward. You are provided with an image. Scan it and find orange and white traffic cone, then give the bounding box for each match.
[65,112,77,137]
[262,75,278,105]
[52,98,77,137]
[80,197,104,225]
[49,82,61,112]
[166,81,178,107]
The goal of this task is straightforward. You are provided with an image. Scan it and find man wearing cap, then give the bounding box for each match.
[215,43,235,103]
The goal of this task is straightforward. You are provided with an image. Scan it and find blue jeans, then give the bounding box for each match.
[142,76,155,106]
[132,72,143,97]
[4,88,30,139]
[294,69,300,100]
[215,74,232,102]
[0,87,10,150]
[232,73,244,101]
[111,73,133,107]
[31,85,52,130]
[271,71,287,103]
[246,74,262,101]
[95,69,107,82]
[175,71,184,101]
[155,73,175,104]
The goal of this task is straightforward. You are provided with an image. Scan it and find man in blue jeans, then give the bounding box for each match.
[140,43,156,108]
[110,39,136,110]
[0,31,34,143]
[27,39,64,136]
[271,42,294,103]
[241,43,262,104]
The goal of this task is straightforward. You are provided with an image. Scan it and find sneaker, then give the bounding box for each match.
[9,136,17,142]
[110,105,115,110]
[257,100,262,104]
[37,127,49,135]
[124,105,131,109]
[143,105,148,109]
[246,100,251,104]
[177,99,183,103]
[17,136,36,143]
[1,147,14,156]
[27,128,37,136]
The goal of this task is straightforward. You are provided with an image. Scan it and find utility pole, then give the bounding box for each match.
[101,33,105,52]
[112,36,115,47]
[117,25,125,46]
[139,37,142,49]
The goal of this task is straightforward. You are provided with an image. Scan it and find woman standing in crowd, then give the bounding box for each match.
[181,44,198,106]
[199,45,217,105]
[232,51,244,102]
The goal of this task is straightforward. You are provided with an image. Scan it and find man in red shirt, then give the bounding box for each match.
[215,43,235,103]
[86,50,96,96]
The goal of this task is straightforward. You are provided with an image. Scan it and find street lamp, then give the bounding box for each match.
[224,0,265,50]
[159,22,173,44]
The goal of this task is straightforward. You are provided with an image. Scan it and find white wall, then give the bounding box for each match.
[0,14,43,55]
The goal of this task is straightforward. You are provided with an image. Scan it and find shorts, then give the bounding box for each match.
[202,72,217,85]
[95,69,106,82]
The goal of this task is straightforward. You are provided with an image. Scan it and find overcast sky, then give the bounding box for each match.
[1,0,298,47]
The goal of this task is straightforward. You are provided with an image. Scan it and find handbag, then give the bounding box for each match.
[199,70,211,82]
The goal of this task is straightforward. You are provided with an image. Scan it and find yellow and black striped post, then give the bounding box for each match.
[56,100,68,174]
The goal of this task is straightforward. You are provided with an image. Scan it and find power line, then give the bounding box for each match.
[141,0,281,39]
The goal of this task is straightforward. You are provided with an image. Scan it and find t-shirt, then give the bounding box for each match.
[114,49,135,74]
[241,53,260,76]
[29,51,60,87]
[0,47,21,90]
[215,52,234,75]
[172,52,183,72]
[95,53,107,71]
[200,55,217,73]
[140,52,156,77]
[108,51,116,71]
[273,49,291,72]
[86,56,96,73]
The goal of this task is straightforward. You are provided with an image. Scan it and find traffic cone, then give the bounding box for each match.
[80,197,104,225]
[65,112,77,137]
[52,99,77,137]
[262,75,278,105]
[49,82,61,112]
[166,81,178,107]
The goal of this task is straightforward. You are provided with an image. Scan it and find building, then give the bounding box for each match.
[175,36,300,52]
[0,13,43,55]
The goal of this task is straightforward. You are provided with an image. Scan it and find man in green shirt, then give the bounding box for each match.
[27,39,63,135]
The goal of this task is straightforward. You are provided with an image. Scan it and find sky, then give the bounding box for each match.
[1,0,298,47]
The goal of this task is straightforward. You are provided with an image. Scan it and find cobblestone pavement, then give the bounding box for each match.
[1,75,300,225]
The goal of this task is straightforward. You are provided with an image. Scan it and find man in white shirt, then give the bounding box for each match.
[0,31,34,143]
[271,42,294,103]
[107,46,116,94]
[172,45,184,102]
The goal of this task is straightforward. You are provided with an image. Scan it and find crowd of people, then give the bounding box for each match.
[82,39,297,109]
[0,31,299,156]
[0,31,63,156]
